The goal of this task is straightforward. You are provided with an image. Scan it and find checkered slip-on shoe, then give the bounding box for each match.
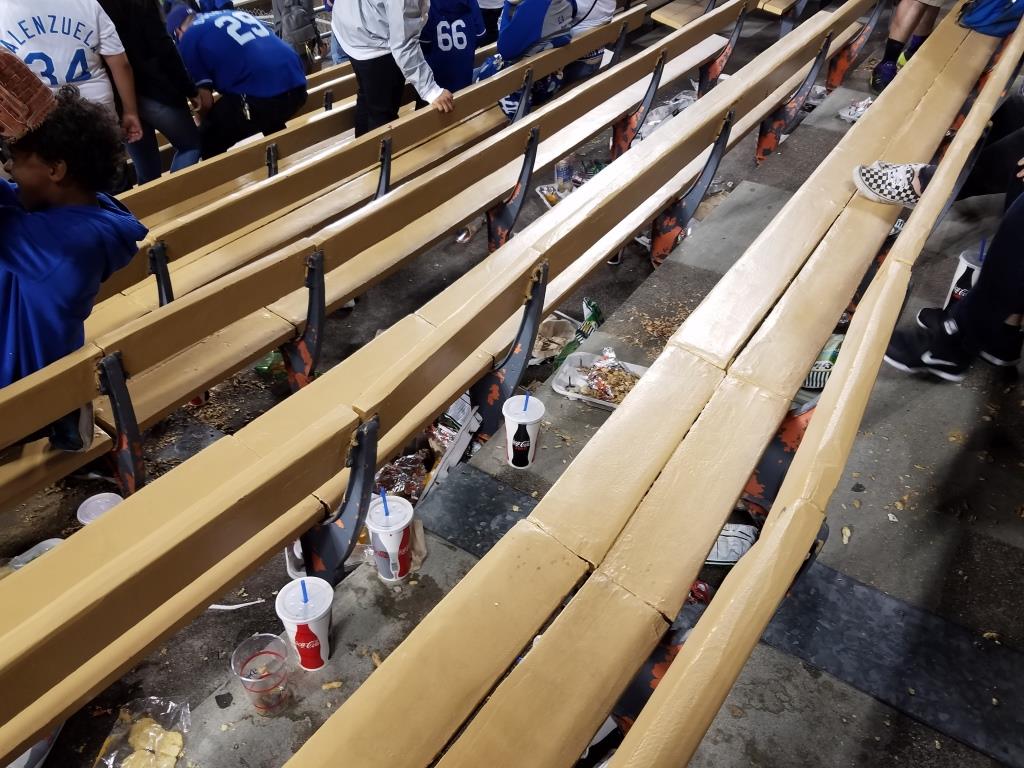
[852,162,925,207]
[0,50,56,139]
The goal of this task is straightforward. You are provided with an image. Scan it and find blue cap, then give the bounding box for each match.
[165,4,195,37]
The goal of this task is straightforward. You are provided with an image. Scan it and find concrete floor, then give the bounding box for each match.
[3,5,1023,768]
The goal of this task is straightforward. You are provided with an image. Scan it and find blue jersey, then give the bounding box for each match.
[178,10,305,98]
[421,0,486,92]
[0,181,146,389]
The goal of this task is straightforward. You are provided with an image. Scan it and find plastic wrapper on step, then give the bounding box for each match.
[802,334,844,390]
[93,697,190,768]
[703,523,758,566]
[578,348,641,405]
[636,91,697,141]
[374,451,430,505]
[552,298,603,367]
[425,422,460,460]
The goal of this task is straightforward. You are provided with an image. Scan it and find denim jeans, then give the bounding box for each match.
[330,34,349,65]
[126,96,201,185]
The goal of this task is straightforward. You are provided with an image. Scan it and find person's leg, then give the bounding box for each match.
[350,54,405,137]
[885,194,1024,379]
[138,96,201,173]
[249,87,308,136]
[872,0,930,91]
[898,5,939,64]
[125,120,162,186]
[562,51,603,87]
[481,7,501,46]
[199,94,253,158]
[952,193,1024,350]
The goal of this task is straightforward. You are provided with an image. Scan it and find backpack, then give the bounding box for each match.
[958,0,1023,37]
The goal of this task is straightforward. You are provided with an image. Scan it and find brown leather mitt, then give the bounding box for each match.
[0,50,56,140]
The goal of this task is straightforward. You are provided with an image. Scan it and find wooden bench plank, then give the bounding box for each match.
[652,0,708,29]
[0,428,112,512]
[609,23,1021,763]
[436,575,665,767]
[289,520,588,767]
[93,310,294,432]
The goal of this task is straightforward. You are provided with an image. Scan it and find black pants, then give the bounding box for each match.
[953,192,1024,350]
[200,86,308,158]
[350,54,406,137]
[920,94,1024,211]
[481,7,502,45]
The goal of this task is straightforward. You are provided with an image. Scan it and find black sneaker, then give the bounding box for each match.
[49,404,95,452]
[883,321,972,382]
[917,305,1022,366]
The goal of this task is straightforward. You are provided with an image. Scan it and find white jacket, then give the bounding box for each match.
[332,0,444,103]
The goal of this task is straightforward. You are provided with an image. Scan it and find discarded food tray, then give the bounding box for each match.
[551,352,649,411]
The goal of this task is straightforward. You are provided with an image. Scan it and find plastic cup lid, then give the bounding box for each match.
[366,496,414,532]
[275,577,334,623]
[503,394,545,423]
[76,493,124,525]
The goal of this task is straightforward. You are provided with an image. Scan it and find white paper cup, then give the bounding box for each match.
[76,493,123,525]
[275,577,334,670]
[502,395,545,469]
[365,496,415,582]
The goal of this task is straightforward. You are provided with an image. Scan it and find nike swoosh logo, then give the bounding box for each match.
[921,351,958,368]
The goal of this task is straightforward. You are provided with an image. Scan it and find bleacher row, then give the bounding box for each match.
[1,0,1019,763]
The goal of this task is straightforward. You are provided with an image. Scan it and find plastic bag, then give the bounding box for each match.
[374,451,429,505]
[579,348,640,405]
[93,697,190,768]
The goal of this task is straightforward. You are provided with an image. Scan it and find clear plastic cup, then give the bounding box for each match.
[230,633,291,716]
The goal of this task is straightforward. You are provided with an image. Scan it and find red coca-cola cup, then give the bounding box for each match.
[275,577,334,671]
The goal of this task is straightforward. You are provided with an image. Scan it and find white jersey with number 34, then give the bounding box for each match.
[0,0,125,110]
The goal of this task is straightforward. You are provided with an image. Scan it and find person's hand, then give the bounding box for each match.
[1017,156,1024,179]
[432,89,454,113]
[122,112,143,142]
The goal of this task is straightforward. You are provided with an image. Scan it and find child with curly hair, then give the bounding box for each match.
[1,85,147,450]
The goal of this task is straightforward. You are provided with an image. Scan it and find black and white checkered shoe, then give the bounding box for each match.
[852,162,925,207]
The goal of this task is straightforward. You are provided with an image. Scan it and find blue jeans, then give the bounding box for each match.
[330,34,349,65]
[127,96,201,185]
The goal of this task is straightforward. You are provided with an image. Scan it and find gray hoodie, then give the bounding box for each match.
[332,0,443,103]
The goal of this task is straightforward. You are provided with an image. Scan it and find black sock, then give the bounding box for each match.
[882,38,904,64]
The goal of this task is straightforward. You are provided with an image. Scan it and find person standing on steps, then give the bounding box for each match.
[99,0,202,185]
[870,0,939,92]
[334,0,455,137]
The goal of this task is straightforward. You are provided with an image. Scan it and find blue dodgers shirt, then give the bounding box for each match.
[421,0,486,92]
[0,181,147,389]
[177,9,306,98]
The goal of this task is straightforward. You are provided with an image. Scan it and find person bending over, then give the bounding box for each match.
[1,86,146,450]
[334,0,454,137]
[167,4,308,158]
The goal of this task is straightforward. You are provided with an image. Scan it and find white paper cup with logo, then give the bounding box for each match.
[365,496,415,582]
[275,577,333,671]
[502,395,545,469]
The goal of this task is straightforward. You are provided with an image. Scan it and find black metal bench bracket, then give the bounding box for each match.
[323,89,334,111]
[511,69,535,124]
[375,137,392,200]
[281,249,326,392]
[266,142,279,177]
[649,110,734,267]
[97,352,147,496]
[756,32,832,164]
[611,52,666,160]
[826,0,884,91]
[148,241,175,307]
[698,4,747,96]
[299,417,380,587]
[469,263,549,443]
[487,126,541,252]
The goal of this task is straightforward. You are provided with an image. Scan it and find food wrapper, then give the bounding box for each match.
[374,451,429,505]
[577,348,640,405]
[93,697,190,768]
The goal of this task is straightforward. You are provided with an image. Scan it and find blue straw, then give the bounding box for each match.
[300,578,308,604]
[523,391,530,412]
[979,238,986,263]
[380,487,390,517]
